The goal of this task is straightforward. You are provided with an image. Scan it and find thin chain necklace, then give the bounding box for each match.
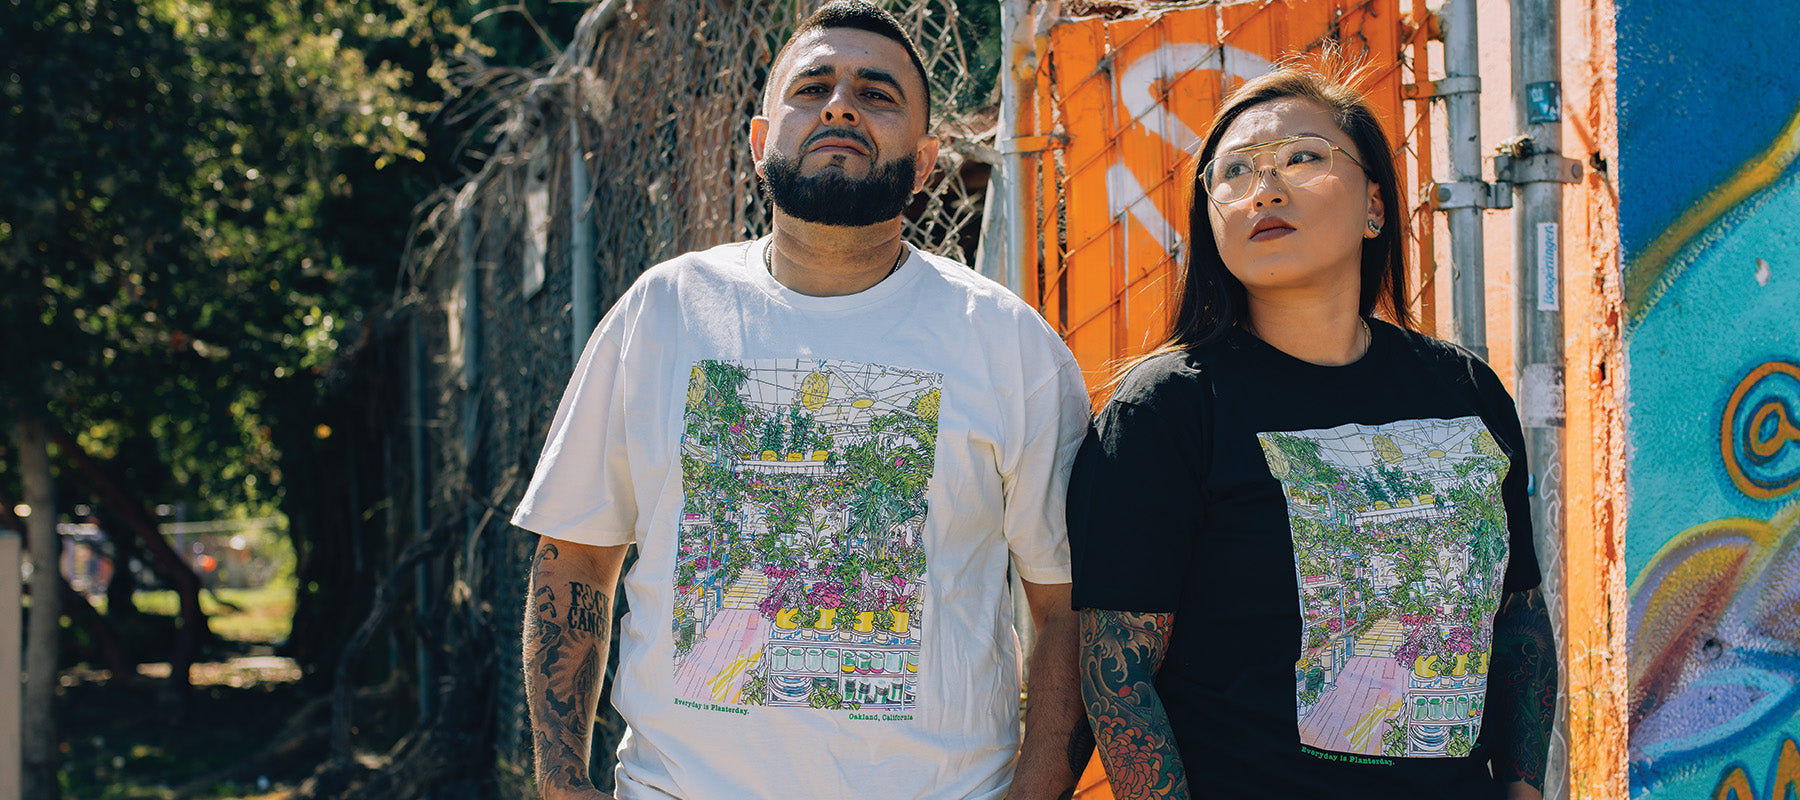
[1242,315,1373,361]
[764,240,906,280]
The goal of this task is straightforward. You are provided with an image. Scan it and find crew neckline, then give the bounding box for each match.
[746,236,924,311]
[1231,317,1387,376]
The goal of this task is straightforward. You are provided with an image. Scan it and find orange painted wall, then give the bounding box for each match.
[1555,0,1628,794]
[1016,0,1627,797]
[1020,0,1408,390]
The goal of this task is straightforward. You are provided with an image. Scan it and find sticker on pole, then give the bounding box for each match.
[1537,222,1559,311]
[1521,363,1565,429]
[1527,81,1561,124]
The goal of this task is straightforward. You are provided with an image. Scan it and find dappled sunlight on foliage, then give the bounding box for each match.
[0,0,472,518]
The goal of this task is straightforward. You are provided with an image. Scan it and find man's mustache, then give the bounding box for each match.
[802,127,875,153]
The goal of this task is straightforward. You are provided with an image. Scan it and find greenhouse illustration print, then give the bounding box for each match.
[1258,418,1512,758]
[672,358,938,714]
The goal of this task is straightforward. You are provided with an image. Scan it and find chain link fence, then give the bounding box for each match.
[387,2,1005,794]
[362,1,1493,796]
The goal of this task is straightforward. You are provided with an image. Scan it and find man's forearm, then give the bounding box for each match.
[523,539,619,797]
[1488,587,1557,791]
[1080,609,1187,799]
[1009,600,1089,800]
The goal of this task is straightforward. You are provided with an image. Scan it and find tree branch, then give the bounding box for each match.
[47,424,209,692]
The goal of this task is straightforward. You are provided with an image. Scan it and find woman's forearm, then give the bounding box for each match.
[1487,587,1558,791]
[1080,609,1189,799]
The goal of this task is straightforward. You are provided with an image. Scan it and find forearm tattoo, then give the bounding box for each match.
[1080,610,1188,799]
[524,542,613,792]
[1488,587,1557,790]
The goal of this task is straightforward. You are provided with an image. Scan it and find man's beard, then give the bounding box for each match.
[761,148,918,227]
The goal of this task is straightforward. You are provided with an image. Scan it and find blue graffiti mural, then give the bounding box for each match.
[1615,0,1797,263]
[1620,0,1800,796]
[1628,505,1800,793]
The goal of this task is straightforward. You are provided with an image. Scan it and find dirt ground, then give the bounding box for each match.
[58,649,316,800]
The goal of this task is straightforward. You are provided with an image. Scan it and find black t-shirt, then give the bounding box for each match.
[1068,321,1540,798]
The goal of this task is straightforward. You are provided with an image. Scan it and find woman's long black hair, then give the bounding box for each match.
[1143,58,1413,367]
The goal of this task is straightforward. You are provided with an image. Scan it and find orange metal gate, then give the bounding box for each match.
[1013,2,1433,795]
[1017,0,1432,395]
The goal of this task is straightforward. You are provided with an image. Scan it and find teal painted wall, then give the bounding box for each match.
[1619,0,1800,796]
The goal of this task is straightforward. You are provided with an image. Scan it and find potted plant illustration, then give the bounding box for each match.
[888,592,914,639]
[870,605,895,641]
[807,580,844,636]
[1382,717,1409,756]
[759,564,803,630]
[1446,726,1473,757]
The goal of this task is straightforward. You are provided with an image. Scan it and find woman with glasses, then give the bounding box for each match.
[1067,63,1556,799]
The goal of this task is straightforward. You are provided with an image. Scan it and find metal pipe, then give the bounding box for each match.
[1408,0,1438,335]
[974,0,1028,297]
[993,0,1035,665]
[1442,0,1488,362]
[569,116,598,362]
[409,317,433,724]
[1510,0,1570,793]
[459,185,481,391]
[0,526,20,800]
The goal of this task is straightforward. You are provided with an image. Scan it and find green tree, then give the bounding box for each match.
[1,0,469,693]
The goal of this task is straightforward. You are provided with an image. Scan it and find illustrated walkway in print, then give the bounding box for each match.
[1258,417,1512,757]
[672,359,940,714]
[671,566,772,704]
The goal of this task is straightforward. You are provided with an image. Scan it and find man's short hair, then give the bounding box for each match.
[765,1,932,120]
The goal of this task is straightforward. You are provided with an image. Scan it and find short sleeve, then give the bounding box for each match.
[1475,364,1541,593]
[1068,360,1209,612]
[999,352,1091,585]
[511,290,645,546]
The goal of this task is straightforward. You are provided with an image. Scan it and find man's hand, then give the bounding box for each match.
[524,537,629,800]
[1005,580,1089,800]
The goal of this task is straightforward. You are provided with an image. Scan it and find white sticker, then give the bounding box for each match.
[1537,222,1560,311]
[1521,363,1565,429]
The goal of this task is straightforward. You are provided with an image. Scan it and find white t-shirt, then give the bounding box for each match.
[512,238,1088,800]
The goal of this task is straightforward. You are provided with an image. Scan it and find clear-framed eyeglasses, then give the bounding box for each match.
[1201,135,1368,204]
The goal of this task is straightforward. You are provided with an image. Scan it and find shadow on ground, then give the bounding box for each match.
[59,651,317,800]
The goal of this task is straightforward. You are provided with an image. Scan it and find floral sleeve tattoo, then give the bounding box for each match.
[1487,587,1556,790]
[524,541,613,794]
[1080,609,1187,799]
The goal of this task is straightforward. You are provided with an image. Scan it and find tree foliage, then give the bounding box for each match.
[0,0,500,701]
[0,0,474,518]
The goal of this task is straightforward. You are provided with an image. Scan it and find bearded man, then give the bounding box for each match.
[512,3,1092,798]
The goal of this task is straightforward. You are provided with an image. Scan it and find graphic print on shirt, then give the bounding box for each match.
[1257,417,1511,759]
[673,359,937,713]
